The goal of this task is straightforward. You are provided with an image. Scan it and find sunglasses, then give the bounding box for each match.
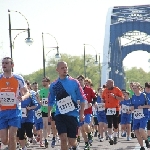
[78,78,83,81]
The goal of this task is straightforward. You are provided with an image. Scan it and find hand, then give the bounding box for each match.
[79,114,84,122]
[138,106,143,109]
[17,95,25,101]
[26,106,31,110]
[48,116,52,122]
[88,103,92,108]
[130,106,134,111]
[126,111,131,114]
[110,93,115,98]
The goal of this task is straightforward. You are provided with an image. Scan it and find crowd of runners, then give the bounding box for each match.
[0,57,150,150]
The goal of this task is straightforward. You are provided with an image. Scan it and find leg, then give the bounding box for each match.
[59,133,68,150]
[42,117,48,140]
[135,129,144,147]
[0,129,8,145]
[8,126,18,150]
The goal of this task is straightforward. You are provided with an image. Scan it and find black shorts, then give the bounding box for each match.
[51,112,55,121]
[93,117,98,125]
[55,114,78,138]
[42,111,48,117]
[17,122,33,140]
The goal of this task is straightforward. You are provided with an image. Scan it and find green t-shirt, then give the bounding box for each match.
[128,89,134,98]
[40,88,49,113]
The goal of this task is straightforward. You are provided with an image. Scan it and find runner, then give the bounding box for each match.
[120,90,132,141]
[77,75,97,150]
[102,79,124,145]
[0,57,30,150]
[39,77,50,148]
[48,61,86,150]
[17,80,38,150]
[95,87,108,142]
[144,82,150,142]
[131,82,150,150]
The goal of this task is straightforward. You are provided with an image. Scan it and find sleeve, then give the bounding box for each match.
[18,75,26,89]
[116,87,124,97]
[30,92,38,106]
[102,90,105,100]
[48,84,55,107]
[75,80,86,103]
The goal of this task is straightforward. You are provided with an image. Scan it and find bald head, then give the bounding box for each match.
[56,61,68,79]
[57,61,67,69]
[106,79,114,88]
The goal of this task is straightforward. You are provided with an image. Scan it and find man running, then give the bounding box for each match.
[48,61,86,150]
[102,79,124,145]
[0,57,30,150]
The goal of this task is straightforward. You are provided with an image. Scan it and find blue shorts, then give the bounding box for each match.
[97,112,107,124]
[80,114,92,126]
[35,122,43,130]
[133,117,148,130]
[121,114,132,124]
[0,109,21,129]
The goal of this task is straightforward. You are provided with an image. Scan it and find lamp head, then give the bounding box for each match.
[25,37,33,46]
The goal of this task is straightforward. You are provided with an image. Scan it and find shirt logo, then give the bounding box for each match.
[6,82,10,86]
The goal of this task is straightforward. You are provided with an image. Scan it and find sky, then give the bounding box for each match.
[0,0,150,75]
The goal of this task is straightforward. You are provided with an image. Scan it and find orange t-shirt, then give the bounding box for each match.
[102,87,123,111]
[0,74,25,110]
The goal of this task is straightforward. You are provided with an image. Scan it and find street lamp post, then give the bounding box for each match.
[8,9,33,71]
[83,44,97,78]
[42,32,61,77]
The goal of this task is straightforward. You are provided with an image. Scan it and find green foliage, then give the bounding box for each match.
[23,54,150,91]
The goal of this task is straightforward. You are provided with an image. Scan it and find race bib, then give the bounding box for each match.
[57,96,75,114]
[106,108,116,115]
[0,92,16,106]
[134,109,144,119]
[122,104,130,113]
[35,109,42,119]
[42,98,48,106]
[97,103,105,111]
[22,108,27,117]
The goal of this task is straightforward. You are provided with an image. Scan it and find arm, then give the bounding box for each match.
[20,87,30,101]
[48,84,55,117]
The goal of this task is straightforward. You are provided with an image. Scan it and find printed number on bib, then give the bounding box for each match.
[57,96,75,114]
[106,108,116,115]
[97,103,105,111]
[134,109,144,119]
[22,108,27,117]
[0,92,16,106]
[42,98,48,106]
[122,104,130,113]
[35,109,42,119]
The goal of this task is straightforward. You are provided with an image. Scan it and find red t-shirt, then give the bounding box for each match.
[83,86,96,115]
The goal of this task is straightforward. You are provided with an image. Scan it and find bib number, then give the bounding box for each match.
[106,108,116,115]
[57,96,75,114]
[122,104,130,113]
[22,108,27,117]
[97,103,105,111]
[0,92,16,106]
[35,109,42,119]
[134,109,144,119]
[42,98,48,106]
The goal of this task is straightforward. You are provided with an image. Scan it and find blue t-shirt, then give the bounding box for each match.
[144,92,150,120]
[96,96,105,116]
[21,91,38,123]
[48,76,86,117]
[34,103,43,124]
[131,93,150,118]
[120,99,132,117]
